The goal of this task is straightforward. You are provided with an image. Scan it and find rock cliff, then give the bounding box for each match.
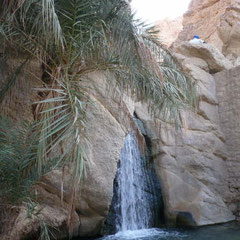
[155,42,236,226]
[175,0,232,51]
[174,0,240,63]
[1,41,238,240]
[217,0,240,60]
[171,1,240,220]
[214,66,240,217]
[154,17,183,47]
[2,0,240,237]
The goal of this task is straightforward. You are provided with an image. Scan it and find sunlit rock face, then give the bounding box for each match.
[156,42,236,226]
[174,0,233,52]
[217,0,240,60]
[1,54,237,239]
[175,42,233,73]
[171,0,240,219]
[154,17,183,47]
[174,0,240,63]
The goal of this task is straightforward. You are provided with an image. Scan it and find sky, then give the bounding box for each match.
[130,0,192,23]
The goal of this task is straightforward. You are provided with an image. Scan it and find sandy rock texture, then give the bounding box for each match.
[0,71,129,239]
[175,42,233,73]
[154,17,183,47]
[175,0,240,63]
[217,0,240,60]
[172,0,240,219]
[174,0,233,52]
[135,41,235,225]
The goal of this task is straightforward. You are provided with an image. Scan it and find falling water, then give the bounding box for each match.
[116,133,151,232]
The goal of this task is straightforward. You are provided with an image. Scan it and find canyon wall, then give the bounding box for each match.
[142,42,236,226]
[2,0,240,238]
[214,66,240,217]
[171,0,240,219]
[0,42,237,239]
[174,0,240,62]
[174,0,232,51]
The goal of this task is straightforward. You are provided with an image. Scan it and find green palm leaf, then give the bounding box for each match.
[0,0,196,237]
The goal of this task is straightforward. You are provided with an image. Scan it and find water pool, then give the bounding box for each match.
[96,222,240,240]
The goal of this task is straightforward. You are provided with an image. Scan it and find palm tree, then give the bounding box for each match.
[0,0,196,237]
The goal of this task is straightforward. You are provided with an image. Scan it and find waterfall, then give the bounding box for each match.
[116,133,151,232]
[102,127,164,236]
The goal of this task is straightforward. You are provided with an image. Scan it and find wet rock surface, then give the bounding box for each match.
[102,118,165,235]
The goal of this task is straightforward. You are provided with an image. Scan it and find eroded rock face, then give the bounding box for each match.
[0,66,128,239]
[175,42,233,73]
[0,42,238,238]
[175,0,232,50]
[39,86,127,237]
[134,102,234,226]
[175,0,240,63]
[217,0,240,60]
[129,41,236,223]
[134,41,238,226]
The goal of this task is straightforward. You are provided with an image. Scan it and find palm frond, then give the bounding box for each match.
[0,1,196,237]
[0,116,58,203]
[0,0,196,201]
[36,71,91,183]
[0,0,64,55]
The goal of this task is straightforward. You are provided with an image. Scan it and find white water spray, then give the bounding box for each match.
[117,133,151,232]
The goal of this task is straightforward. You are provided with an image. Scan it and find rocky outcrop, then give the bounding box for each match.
[40,86,127,237]
[175,0,232,51]
[154,17,183,47]
[175,0,240,63]
[175,42,233,73]
[123,41,236,225]
[134,94,235,226]
[0,71,128,239]
[173,0,240,218]
[217,1,240,60]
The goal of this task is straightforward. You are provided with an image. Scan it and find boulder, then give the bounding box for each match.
[154,163,234,226]
[2,186,80,240]
[176,42,233,73]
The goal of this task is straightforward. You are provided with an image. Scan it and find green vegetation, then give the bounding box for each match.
[0,117,59,203]
[0,0,196,237]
